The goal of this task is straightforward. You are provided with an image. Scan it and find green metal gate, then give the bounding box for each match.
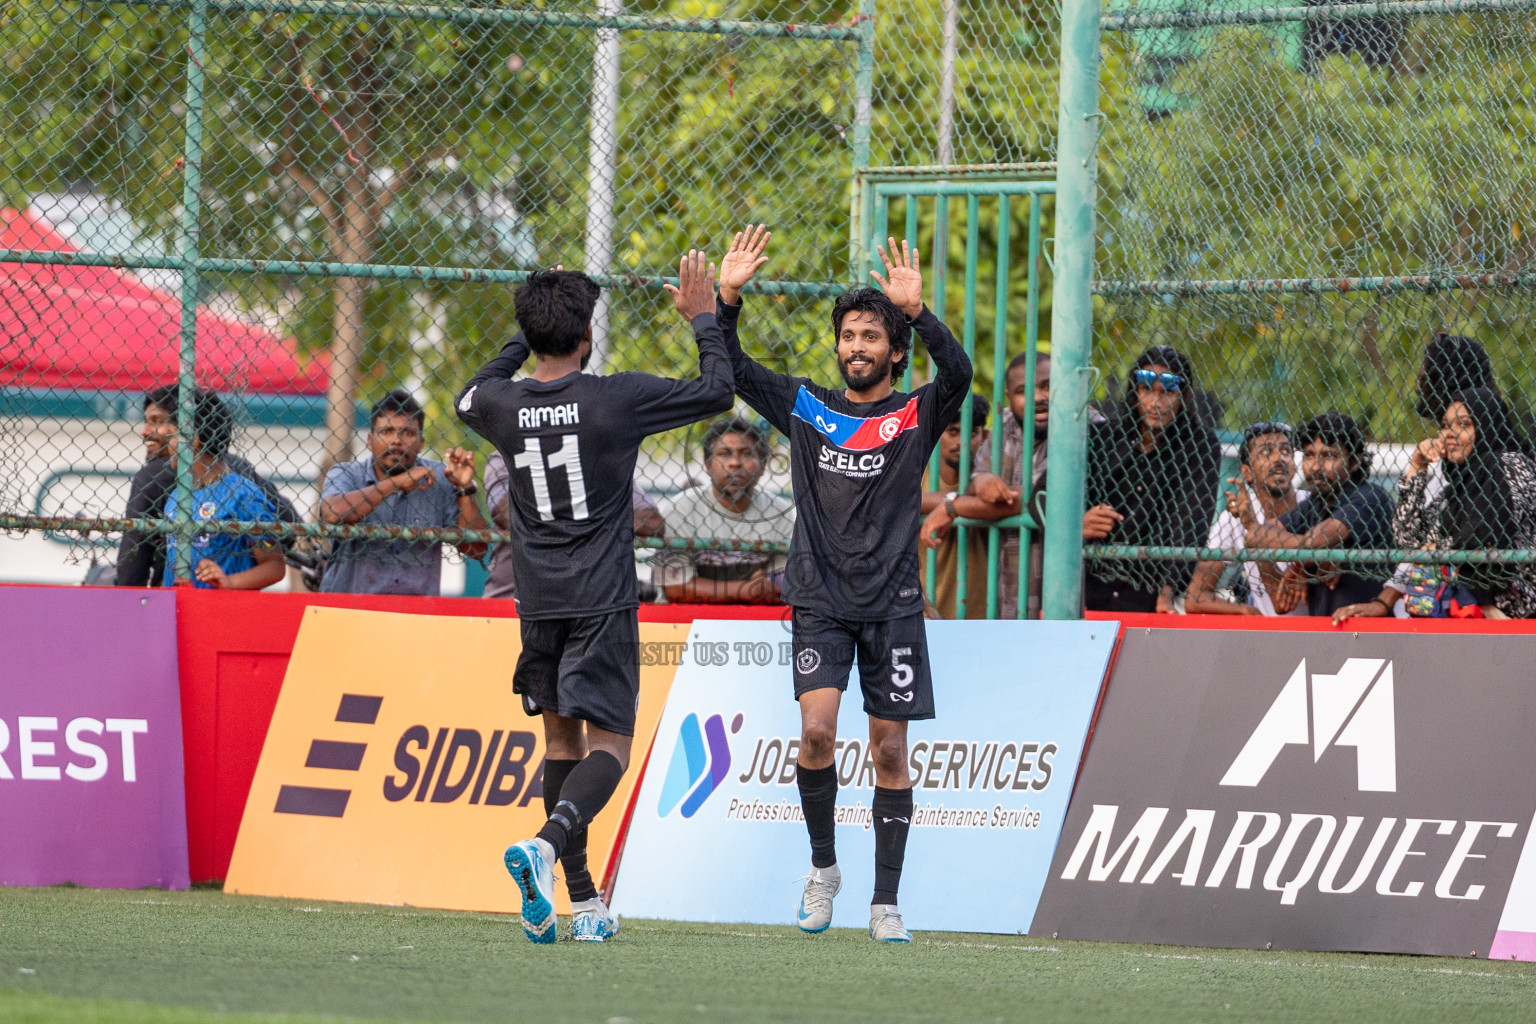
[854,170,1056,619]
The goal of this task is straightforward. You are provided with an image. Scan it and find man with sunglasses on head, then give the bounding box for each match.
[1185,422,1308,616]
[1083,346,1221,612]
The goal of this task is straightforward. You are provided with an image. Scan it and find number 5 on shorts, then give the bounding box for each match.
[891,647,914,689]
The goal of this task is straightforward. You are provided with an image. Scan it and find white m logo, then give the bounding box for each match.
[1220,658,1397,792]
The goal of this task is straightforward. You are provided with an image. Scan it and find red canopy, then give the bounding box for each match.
[0,208,328,395]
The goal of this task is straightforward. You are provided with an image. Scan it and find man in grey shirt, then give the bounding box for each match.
[319,389,489,595]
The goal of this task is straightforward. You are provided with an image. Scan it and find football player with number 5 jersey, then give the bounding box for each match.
[456,255,733,944]
[716,226,972,942]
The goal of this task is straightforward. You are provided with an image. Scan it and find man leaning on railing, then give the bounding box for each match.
[156,390,285,591]
[1185,421,1307,617]
[653,416,793,605]
[317,390,489,595]
[116,384,298,588]
[917,394,1001,619]
[1239,413,1393,618]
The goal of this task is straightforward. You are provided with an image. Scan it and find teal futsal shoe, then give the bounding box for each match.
[796,863,841,933]
[869,904,912,943]
[571,897,621,942]
[504,839,557,944]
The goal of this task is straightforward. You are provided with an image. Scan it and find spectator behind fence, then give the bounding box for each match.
[318,390,489,595]
[159,390,285,590]
[1185,421,1308,616]
[1083,345,1221,613]
[654,417,794,604]
[1245,412,1393,617]
[482,453,664,600]
[1332,388,1536,622]
[1416,331,1498,424]
[917,394,1002,618]
[964,352,1071,618]
[117,384,298,587]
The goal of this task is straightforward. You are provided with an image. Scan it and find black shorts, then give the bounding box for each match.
[513,610,641,736]
[790,608,935,721]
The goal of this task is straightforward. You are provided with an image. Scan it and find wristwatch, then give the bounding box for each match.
[455,483,479,498]
[943,491,958,518]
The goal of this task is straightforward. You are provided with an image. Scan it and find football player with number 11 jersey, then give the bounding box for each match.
[716,226,972,942]
[456,255,733,944]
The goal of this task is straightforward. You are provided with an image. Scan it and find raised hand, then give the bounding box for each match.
[663,249,718,321]
[444,447,476,490]
[719,224,771,305]
[871,236,923,318]
[1224,477,1257,531]
[1408,436,1443,476]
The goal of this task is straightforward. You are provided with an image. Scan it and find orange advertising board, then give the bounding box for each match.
[225,606,684,915]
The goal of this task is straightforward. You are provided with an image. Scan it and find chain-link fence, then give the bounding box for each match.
[1079,0,1536,618]
[18,0,1521,618]
[2,0,1062,596]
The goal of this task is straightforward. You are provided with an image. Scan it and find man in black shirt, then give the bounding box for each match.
[1245,412,1394,616]
[455,255,732,945]
[715,226,972,943]
[116,384,298,587]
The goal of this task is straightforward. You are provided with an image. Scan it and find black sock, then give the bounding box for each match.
[542,758,598,903]
[796,762,838,869]
[535,750,625,861]
[872,786,913,906]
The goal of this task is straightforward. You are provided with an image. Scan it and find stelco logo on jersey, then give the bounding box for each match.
[794,387,919,481]
[226,607,685,916]
[1031,630,1536,958]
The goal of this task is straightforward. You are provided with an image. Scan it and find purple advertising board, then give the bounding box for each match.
[0,586,189,889]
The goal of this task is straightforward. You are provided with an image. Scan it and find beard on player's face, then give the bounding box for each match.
[838,347,897,391]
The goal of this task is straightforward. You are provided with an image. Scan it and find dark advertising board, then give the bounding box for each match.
[1031,629,1536,957]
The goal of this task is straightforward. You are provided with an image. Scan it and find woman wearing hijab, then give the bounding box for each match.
[1083,345,1222,612]
[1414,332,1496,425]
[1333,387,1536,621]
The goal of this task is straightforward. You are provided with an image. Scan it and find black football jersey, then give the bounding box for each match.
[456,315,733,619]
[719,298,972,620]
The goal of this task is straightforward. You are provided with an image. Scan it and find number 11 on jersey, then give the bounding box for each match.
[513,434,590,521]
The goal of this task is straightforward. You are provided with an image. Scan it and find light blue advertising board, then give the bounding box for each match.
[613,619,1117,934]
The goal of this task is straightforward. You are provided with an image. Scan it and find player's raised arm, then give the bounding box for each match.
[718,223,771,307]
[875,236,972,430]
[714,224,799,434]
[455,331,530,440]
[624,250,735,435]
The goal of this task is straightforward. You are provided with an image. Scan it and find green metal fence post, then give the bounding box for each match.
[847,0,875,282]
[172,0,209,585]
[1041,0,1102,620]
[1019,193,1043,619]
[986,194,1011,619]
[953,193,980,620]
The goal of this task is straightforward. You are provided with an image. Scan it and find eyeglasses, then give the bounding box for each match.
[1132,369,1182,392]
[1244,421,1293,439]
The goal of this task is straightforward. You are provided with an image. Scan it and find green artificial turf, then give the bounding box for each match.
[1,885,1533,1024]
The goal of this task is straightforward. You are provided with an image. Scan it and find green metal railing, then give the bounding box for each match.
[857,174,1055,619]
